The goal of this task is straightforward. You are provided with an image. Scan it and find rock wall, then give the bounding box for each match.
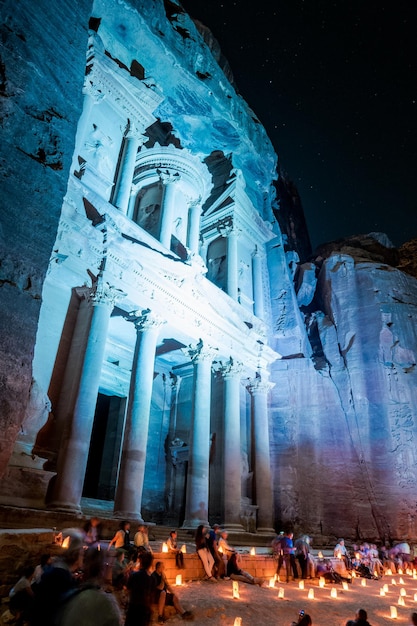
[0,1,92,476]
[270,236,417,541]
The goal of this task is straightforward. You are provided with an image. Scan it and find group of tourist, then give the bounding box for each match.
[5,517,417,626]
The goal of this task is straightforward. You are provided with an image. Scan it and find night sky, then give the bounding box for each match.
[180,0,417,250]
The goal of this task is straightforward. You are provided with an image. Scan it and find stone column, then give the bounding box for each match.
[114,309,165,520]
[187,198,202,255]
[112,122,142,214]
[252,246,265,319]
[247,372,275,533]
[182,340,216,528]
[219,221,239,301]
[158,170,180,249]
[48,281,120,512]
[220,358,245,530]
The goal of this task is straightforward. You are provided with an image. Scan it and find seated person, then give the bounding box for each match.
[151,561,193,623]
[134,524,152,554]
[346,608,372,626]
[227,552,264,586]
[9,565,35,625]
[166,530,184,569]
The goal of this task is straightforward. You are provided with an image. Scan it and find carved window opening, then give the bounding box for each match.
[207,237,227,291]
[132,182,163,239]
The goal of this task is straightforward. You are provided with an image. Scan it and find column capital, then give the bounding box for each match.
[127,308,166,332]
[246,372,275,395]
[217,217,240,239]
[157,168,181,186]
[252,244,265,259]
[76,279,125,307]
[216,357,245,379]
[184,338,217,364]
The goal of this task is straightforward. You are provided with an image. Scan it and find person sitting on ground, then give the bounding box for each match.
[55,547,121,626]
[346,608,372,626]
[125,551,156,626]
[227,552,265,586]
[218,530,235,557]
[9,565,36,626]
[32,553,53,588]
[206,524,224,579]
[82,517,102,548]
[291,610,312,626]
[334,538,352,570]
[31,528,85,626]
[134,524,153,554]
[166,530,184,569]
[112,548,129,611]
[195,524,216,582]
[151,561,193,623]
[108,520,131,553]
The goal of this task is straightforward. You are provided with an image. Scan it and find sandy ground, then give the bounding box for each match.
[158,573,417,626]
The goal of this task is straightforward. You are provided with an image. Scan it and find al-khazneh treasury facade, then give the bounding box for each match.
[0,1,301,533]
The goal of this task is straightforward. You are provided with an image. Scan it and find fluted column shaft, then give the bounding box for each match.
[252,247,265,319]
[114,310,164,520]
[113,126,141,214]
[182,341,214,528]
[222,359,245,530]
[187,202,202,254]
[159,172,180,249]
[49,283,118,512]
[247,374,275,533]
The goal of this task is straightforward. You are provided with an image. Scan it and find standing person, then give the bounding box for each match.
[134,524,152,554]
[195,525,216,582]
[281,532,298,582]
[151,561,193,623]
[166,530,184,569]
[108,521,131,552]
[294,535,310,580]
[125,552,155,626]
[346,608,372,626]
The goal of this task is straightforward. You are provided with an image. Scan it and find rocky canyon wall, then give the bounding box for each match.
[270,236,417,541]
[0,0,92,476]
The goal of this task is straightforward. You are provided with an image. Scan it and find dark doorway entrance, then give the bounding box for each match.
[83,393,126,500]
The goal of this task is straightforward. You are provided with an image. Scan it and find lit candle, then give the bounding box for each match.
[390,606,397,619]
[308,589,314,599]
[269,577,275,588]
[400,588,406,597]
[414,593,417,602]
[181,544,186,553]
[386,569,392,575]
[361,579,367,587]
[162,542,168,553]
[233,581,240,599]
[351,570,356,578]
[380,588,386,596]
[398,596,405,607]
[234,619,242,626]
[392,578,397,585]
[330,587,337,598]
[319,577,325,588]
[399,577,404,584]
[383,584,389,593]
[342,582,349,591]
[176,574,182,586]
[413,571,417,580]
[278,587,284,599]
[250,547,256,556]
[398,569,403,575]
[318,551,323,558]
[299,580,305,590]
